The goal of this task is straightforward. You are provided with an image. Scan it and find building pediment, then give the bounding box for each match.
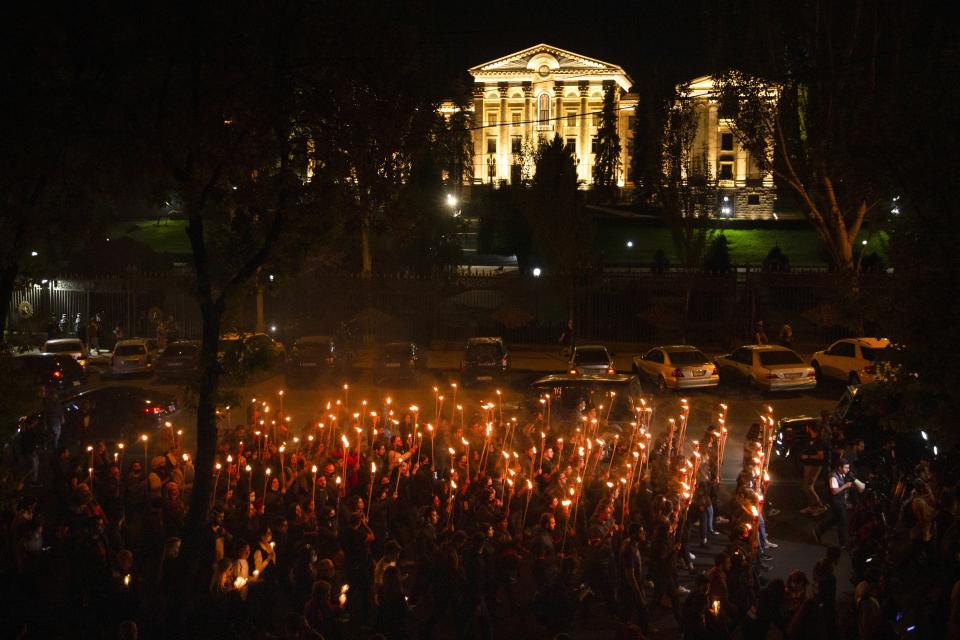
[469,44,632,91]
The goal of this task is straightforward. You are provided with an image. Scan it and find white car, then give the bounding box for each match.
[111,338,159,376]
[42,338,89,368]
[811,337,891,385]
[632,345,719,393]
[715,344,817,392]
[568,344,615,375]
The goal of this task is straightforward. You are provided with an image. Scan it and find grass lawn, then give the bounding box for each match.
[598,220,888,267]
[110,219,191,254]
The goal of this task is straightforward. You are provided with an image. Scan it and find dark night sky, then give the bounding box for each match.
[408,0,720,92]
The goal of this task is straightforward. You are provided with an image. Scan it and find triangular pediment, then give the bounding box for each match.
[469,44,632,91]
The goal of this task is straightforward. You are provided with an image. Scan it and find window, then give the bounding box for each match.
[591,136,598,153]
[747,194,760,205]
[487,113,498,127]
[565,138,576,153]
[592,113,602,127]
[829,342,857,358]
[511,112,522,126]
[645,350,664,364]
[720,132,734,151]
[487,138,497,154]
[487,161,496,178]
[733,348,752,365]
[566,111,577,127]
[719,161,734,180]
[537,94,550,124]
[627,116,636,130]
[511,136,522,154]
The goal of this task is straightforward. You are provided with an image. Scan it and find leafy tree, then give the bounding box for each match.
[528,135,594,275]
[115,3,341,566]
[762,245,790,272]
[384,150,462,275]
[702,234,732,274]
[713,1,909,272]
[632,82,718,340]
[592,81,622,202]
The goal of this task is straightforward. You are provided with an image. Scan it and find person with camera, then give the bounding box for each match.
[814,458,857,548]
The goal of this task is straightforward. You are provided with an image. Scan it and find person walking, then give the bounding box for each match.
[799,423,827,515]
[814,459,854,548]
[88,314,101,354]
[558,319,576,357]
[778,321,793,348]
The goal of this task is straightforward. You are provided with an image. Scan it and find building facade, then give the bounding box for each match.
[464,44,636,187]
[451,45,776,218]
[686,75,776,219]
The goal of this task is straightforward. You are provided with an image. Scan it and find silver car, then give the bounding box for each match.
[42,338,89,368]
[111,338,159,376]
[568,344,615,375]
[632,345,719,393]
[715,344,817,392]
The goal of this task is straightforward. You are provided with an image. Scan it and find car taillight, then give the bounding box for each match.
[671,368,684,378]
[501,356,508,367]
[52,370,63,379]
[607,367,615,374]
[863,365,876,374]
[569,368,578,375]
[766,373,779,379]
[711,367,718,376]
[144,406,162,414]
[807,370,817,377]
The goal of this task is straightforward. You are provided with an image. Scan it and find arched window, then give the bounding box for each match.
[537,93,550,125]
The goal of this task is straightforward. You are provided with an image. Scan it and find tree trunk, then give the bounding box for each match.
[361,223,373,276]
[182,299,223,547]
[0,261,19,343]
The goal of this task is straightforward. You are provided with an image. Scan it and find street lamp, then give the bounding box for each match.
[532,267,542,278]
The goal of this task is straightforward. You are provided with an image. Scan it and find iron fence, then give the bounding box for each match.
[6,268,892,351]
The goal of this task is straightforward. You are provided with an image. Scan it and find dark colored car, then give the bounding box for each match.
[374,342,427,385]
[155,340,201,382]
[460,337,510,386]
[18,385,178,448]
[285,336,343,385]
[219,331,286,377]
[775,386,934,472]
[526,373,650,436]
[15,353,86,392]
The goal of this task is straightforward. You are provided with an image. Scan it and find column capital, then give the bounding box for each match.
[578,80,590,96]
[553,80,565,97]
[472,84,485,99]
[498,82,509,97]
[522,81,533,97]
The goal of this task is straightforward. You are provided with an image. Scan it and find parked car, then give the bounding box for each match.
[218,331,286,377]
[41,338,89,368]
[244,332,286,367]
[460,337,510,386]
[568,344,615,375]
[526,373,650,435]
[285,336,343,385]
[44,386,177,446]
[775,385,935,472]
[155,340,201,381]
[715,344,817,392]
[110,338,159,376]
[811,337,892,385]
[632,345,718,393]
[14,353,86,392]
[374,342,427,385]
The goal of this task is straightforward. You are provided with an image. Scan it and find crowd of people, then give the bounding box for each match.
[1,388,958,639]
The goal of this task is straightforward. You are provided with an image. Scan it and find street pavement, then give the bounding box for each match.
[86,345,855,635]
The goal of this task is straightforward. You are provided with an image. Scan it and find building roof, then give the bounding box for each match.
[468,44,632,92]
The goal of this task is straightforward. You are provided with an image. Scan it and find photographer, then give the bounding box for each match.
[814,459,857,548]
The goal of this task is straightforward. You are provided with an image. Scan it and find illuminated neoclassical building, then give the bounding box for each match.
[448,45,777,218]
[463,44,637,187]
